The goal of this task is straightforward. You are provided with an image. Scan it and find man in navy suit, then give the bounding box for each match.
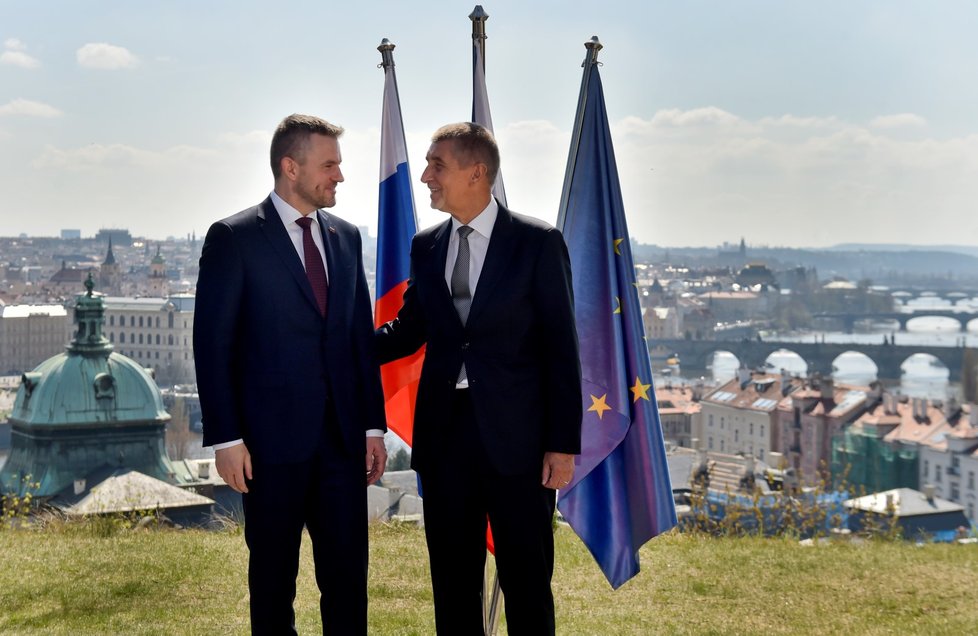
[194,114,387,635]
[376,122,582,634]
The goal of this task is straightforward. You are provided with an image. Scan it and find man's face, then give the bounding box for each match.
[420,140,474,214]
[292,134,344,211]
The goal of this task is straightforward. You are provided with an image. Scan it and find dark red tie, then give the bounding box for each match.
[295,216,328,317]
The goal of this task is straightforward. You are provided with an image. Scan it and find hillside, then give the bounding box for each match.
[2,523,977,634]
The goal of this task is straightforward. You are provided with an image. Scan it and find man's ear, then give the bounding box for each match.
[471,162,488,184]
[281,156,298,181]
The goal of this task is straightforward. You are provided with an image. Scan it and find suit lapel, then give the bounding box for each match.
[420,220,457,320]
[258,197,322,316]
[467,205,517,326]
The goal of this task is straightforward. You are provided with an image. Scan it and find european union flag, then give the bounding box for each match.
[375,40,422,447]
[556,49,677,589]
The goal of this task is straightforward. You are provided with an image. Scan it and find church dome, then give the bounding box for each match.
[10,276,168,427]
[1,275,175,498]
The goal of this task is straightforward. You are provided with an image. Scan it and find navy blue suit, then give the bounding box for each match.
[194,196,385,634]
[376,204,582,634]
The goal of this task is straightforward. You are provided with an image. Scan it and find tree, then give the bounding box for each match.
[386,448,411,471]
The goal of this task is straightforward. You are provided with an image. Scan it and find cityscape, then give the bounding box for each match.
[2,228,977,535]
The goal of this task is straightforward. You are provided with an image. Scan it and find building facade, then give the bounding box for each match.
[0,303,71,375]
[99,295,196,386]
[777,376,875,485]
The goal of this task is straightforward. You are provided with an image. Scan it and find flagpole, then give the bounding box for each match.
[470,5,488,92]
[556,36,603,231]
[378,37,396,70]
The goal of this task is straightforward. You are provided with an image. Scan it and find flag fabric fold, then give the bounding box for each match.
[375,59,422,447]
[471,38,507,207]
[556,61,678,589]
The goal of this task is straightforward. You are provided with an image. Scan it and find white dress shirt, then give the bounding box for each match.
[446,197,497,388]
[211,192,382,450]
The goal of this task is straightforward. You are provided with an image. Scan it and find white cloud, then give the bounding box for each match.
[2,38,40,68]
[32,143,217,170]
[217,130,273,148]
[0,99,63,118]
[76,43,140,70]
[869,113,928,129]
[0,50,40,69]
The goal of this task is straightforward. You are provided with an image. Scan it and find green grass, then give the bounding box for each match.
[1,522,977,634]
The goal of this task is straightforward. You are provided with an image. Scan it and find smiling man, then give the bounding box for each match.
[376,122,583,634]
[194,114,387,634]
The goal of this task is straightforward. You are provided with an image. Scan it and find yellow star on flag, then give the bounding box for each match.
[614,238,624,255]
[588,393,612,420]
[630,376,651,402]
[613,296,621,314]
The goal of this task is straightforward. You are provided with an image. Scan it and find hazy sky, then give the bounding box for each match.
[2,1,977,247]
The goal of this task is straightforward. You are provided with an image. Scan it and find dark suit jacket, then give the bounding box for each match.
[194,197,386,465]
[376,203,582,475]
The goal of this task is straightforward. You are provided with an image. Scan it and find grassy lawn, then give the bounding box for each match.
[1,522,977,634]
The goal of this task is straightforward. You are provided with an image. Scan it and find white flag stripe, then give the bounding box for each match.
[380,70,409,182]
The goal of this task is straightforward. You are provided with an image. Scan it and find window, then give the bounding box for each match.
[156,334,161,345]
[923,460,929,478]
[735,430,739,443]
[749,423,754,436]
[156,317,160,328]
[708,437,713,450]
[168,335,174,346]
[119,332,125,343]
[109,315,114,326]
[138,334,144,344]
[936,466,943,483]
[139,316,144,328]
[968,471,974,490]
[951,483,960,501]
[720,417,725,430]
[709,414,714,428]
[168,313,174,329]
[760,425,765,438]
[109,332,114,342]
[720,439,725,452]
[130,316,135,327]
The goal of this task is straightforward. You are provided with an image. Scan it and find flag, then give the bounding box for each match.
[375,53,423,446]
[471,35,507,207]
[556,59,678,589]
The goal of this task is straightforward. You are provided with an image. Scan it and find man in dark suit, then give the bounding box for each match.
[376,122,582,634]
[194,114,387,635]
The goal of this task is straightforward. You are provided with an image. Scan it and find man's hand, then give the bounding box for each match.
[366,437,387,486]
[215,443,253,494]
[541,452,575,490]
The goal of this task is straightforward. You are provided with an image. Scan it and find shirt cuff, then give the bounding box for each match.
[365,429,385,438]
[212,439,244,450]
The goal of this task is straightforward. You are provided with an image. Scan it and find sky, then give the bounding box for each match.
[2,1,977,248]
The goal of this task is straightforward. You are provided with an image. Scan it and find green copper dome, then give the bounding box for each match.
[1,275,176,498]
[10,275,168,426]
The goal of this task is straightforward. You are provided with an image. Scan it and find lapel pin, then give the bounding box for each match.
[328,226,337,234]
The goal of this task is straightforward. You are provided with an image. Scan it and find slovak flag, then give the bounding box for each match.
[375,51,422,446]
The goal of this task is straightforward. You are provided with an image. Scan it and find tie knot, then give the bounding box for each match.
[457,225,474,239]
[295,216,314,230]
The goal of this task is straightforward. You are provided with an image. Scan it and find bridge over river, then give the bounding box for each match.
[652,338,976,382]
[814,310,978,332]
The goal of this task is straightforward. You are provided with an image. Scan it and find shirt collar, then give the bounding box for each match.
[270,190,318,228]
[451,197,498,239]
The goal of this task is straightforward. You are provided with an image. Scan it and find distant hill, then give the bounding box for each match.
[633,242,978,285]
[830,244,978,259]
